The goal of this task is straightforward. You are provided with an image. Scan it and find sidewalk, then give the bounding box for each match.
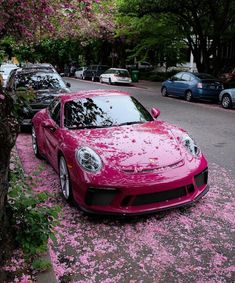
[131,80,162,91]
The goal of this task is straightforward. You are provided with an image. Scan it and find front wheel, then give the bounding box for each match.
[59,155,74,203]
[185,90,193,102]
[32,127,42,159]
[221,94,232,109]
[161,87,168,97]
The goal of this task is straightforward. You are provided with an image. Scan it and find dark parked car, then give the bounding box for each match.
[161,72,224,102]
[82,65,109,81]
[5,68,70,126]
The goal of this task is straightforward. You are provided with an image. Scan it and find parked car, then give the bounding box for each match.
[0,63,18,87]
[75,67,87,79]
[219,88,235,109]
[32,90,208,215]
[82,65,109,81]
[5,68,70,126]
[99,68,132,85]
[126,61,153,71]
[161,72,224,102]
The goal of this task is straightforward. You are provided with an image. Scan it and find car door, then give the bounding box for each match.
[167,72,183,95]
[43,100,62,168]
[179,73,192,96]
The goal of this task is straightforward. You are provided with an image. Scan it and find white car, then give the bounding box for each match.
[99,68,132,85]
[75,67,87,79]
[0,63,18,87]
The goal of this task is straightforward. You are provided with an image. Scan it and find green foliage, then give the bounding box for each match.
[8,162,61,258]
[31,258,52,272]
[115,4,186,67]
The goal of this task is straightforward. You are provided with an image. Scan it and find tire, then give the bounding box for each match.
[82,75,86,80]
[161,87,168,97]
[92,76,95,82]
[32,126,42,159]
[59,155,74,204]
[185,90,193,102]
[100,77,103,83]
[221,94,232,109]
[108,78,112,85]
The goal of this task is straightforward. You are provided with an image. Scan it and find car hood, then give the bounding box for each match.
[70,121,185,172]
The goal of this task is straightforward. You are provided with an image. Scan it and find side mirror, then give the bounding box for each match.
[151,107,160,119]
[66,82,71,88]
[41,119,57,131]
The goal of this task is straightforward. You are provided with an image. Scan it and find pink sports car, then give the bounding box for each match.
[32,90,208,215]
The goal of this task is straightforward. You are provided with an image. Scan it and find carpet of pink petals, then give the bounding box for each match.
[7,133,235,282]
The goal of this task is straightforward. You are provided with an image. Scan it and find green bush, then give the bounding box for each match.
[139,70,180,82]
[7,161,60,259]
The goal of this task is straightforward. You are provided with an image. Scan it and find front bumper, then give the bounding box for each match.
[72,165,209,215]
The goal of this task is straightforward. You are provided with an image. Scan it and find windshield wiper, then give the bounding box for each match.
[118,121,144,126]
[68,124,111,130]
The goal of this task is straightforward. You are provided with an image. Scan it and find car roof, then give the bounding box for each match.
[59,90,131,103]
[108,68,129,71]
[15,68,56,75]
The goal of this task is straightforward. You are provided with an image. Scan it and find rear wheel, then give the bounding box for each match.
[161,87,168,97]
[221,94,232,109]
[32,127,42,159]
[185,90,193,102]
[59,155,74,203]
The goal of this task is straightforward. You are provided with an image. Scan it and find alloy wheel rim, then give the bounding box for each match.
[222,97,230,107]
[59,157,70,199]
[32,128,38,155]
[187,92,191,100]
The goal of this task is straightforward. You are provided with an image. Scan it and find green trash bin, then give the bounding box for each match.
[131,70,139,82]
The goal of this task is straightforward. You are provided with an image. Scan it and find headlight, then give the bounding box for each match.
[181,135,200,156]
[75,147,102,173]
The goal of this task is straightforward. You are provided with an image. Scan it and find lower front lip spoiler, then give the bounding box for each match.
[78,185,210,217]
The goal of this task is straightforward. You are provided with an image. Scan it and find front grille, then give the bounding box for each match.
[85,188,118,206]
[132,186,187,206]
[195,168,208,187]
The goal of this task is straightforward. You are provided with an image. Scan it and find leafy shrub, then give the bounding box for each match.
[138,70,180,82]
[7,161,60,259]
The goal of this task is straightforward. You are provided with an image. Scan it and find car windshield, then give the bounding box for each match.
[15,72,67,90]
[196,73,215,79]
[0,66,17,75]
[115,70,129,75]
[64,95,153,129]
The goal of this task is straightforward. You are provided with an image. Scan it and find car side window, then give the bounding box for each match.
[171,73,183,81]
[48,100,61,126]
[181,74,191,81]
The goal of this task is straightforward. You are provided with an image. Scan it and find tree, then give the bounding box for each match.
[0,0,115,275]
[118,0,235,74]
[115,11,186,68]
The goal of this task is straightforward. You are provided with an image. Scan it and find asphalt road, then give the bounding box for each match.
[67,77,235,175]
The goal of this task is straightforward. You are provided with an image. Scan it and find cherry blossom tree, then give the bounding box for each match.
[0,0,116,275]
